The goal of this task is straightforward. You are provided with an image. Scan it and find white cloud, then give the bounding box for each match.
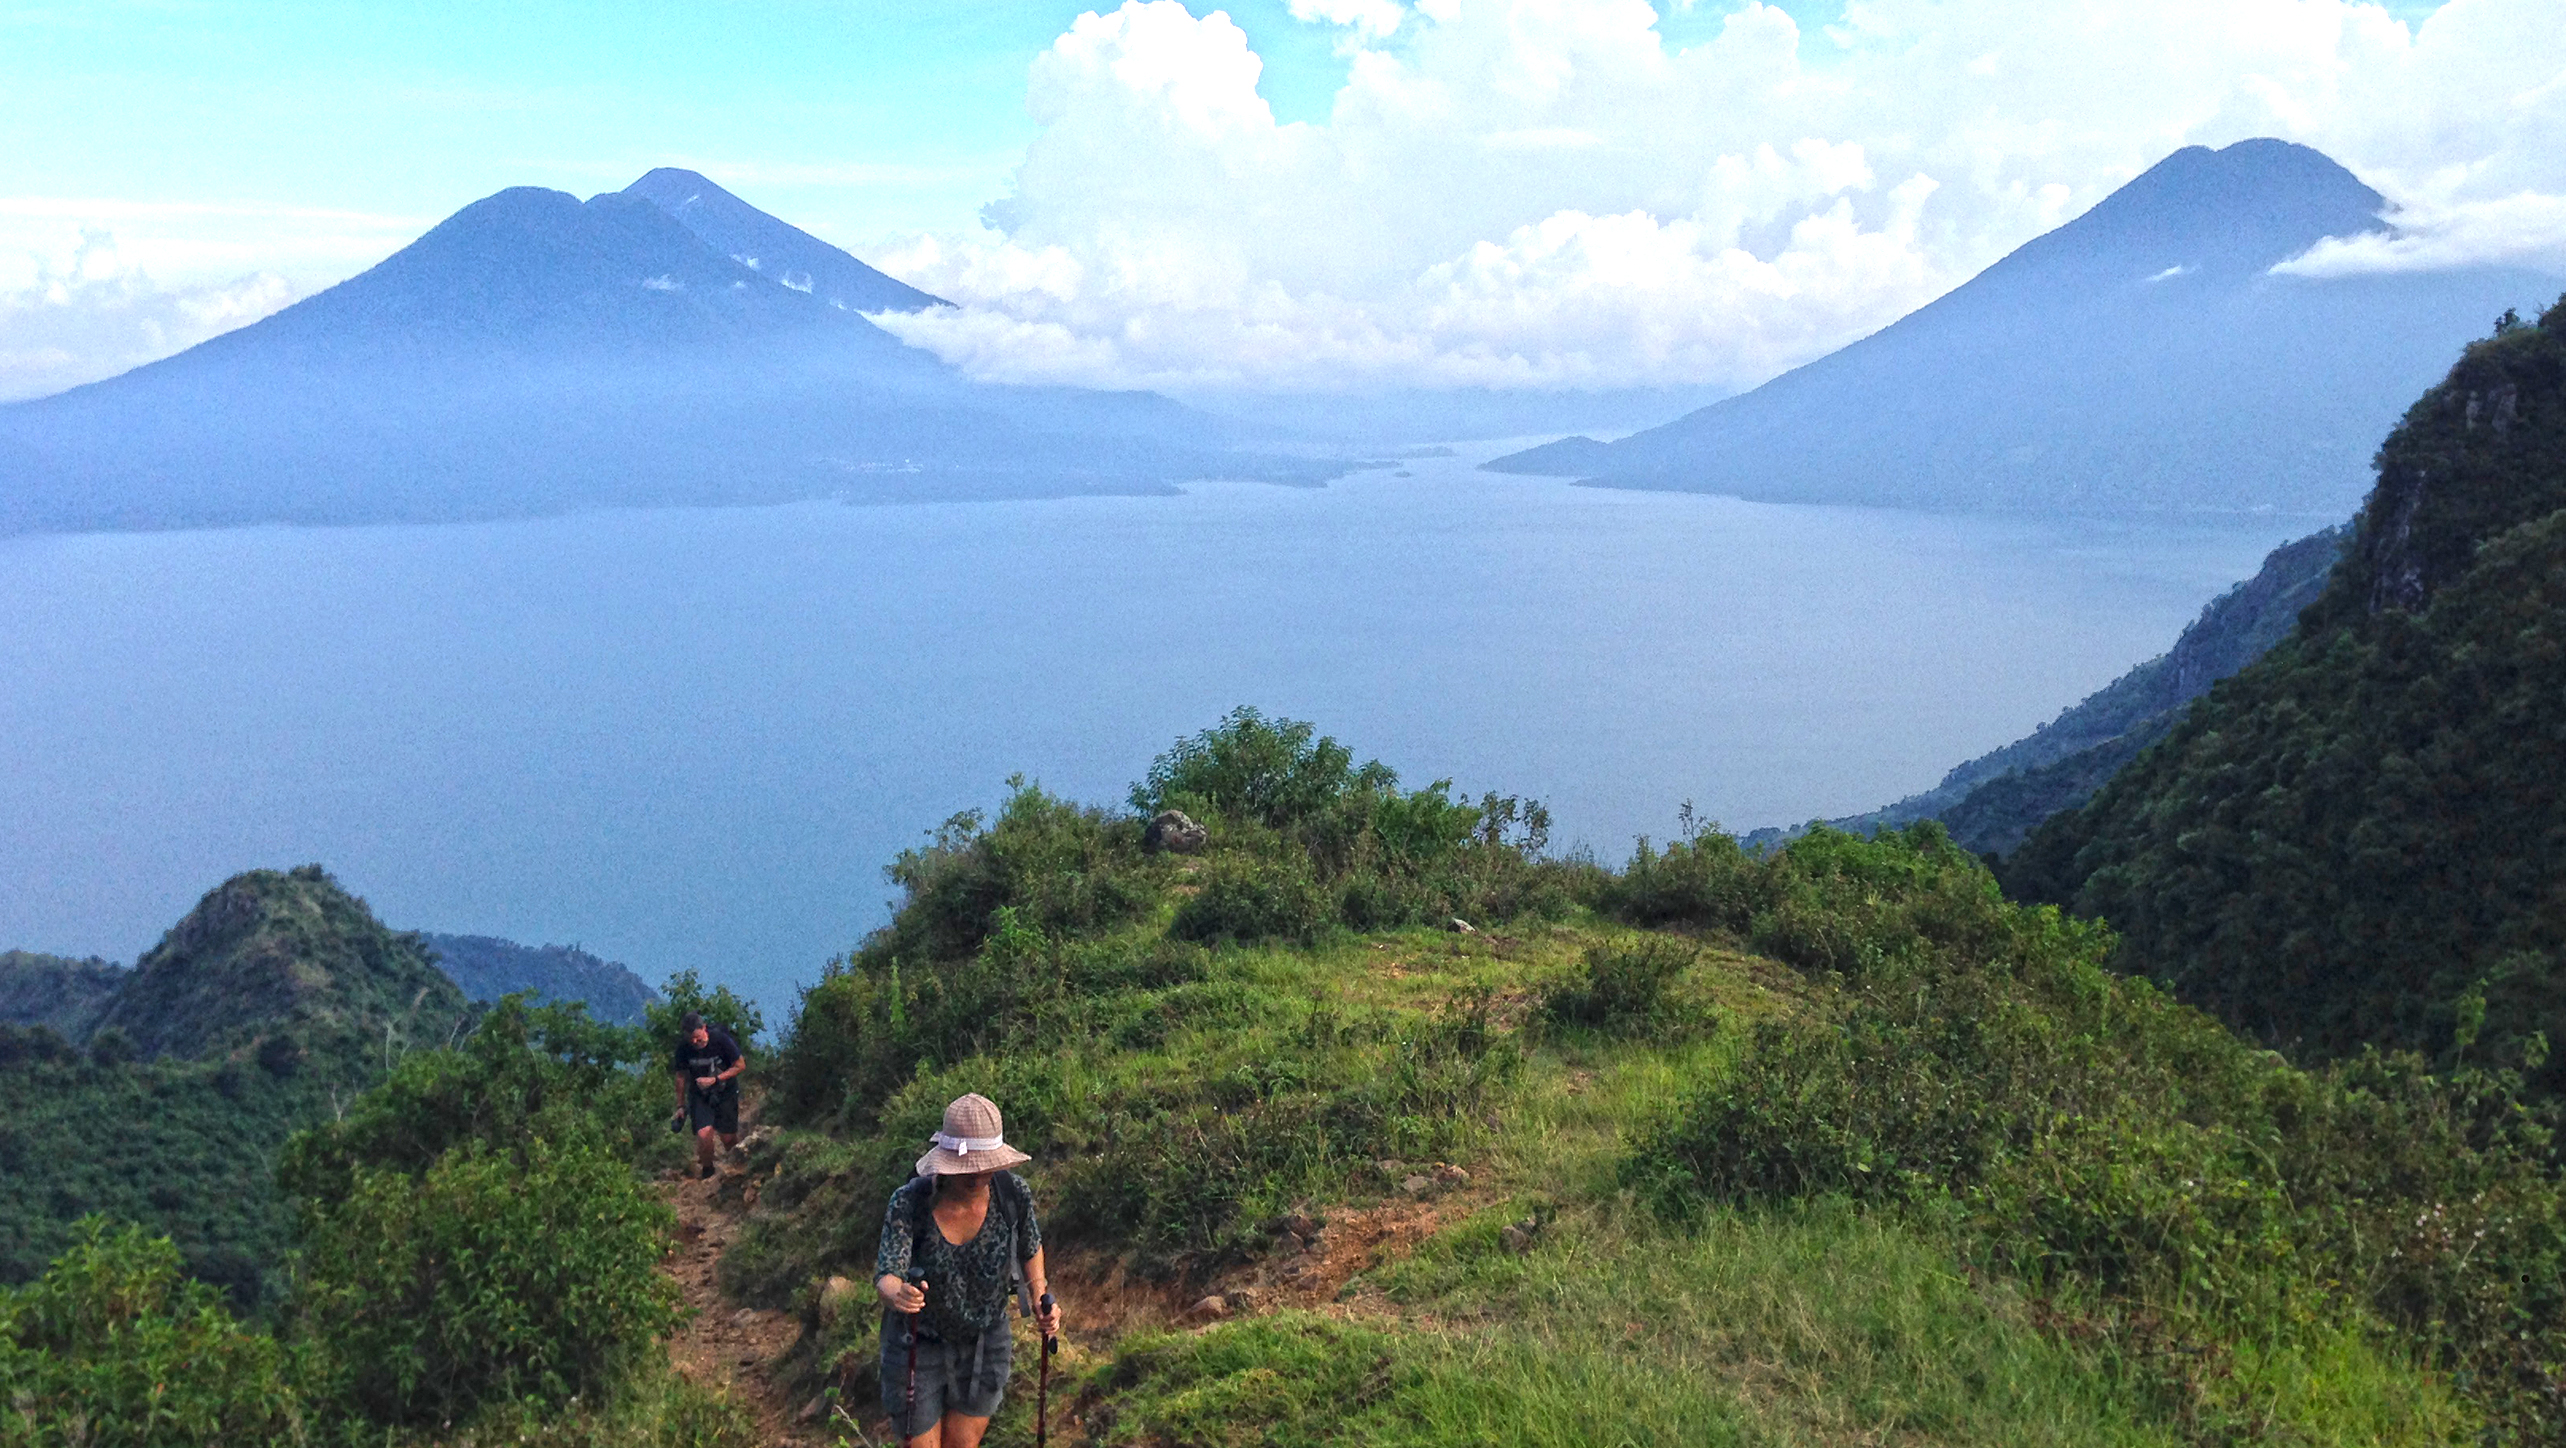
[0,231,296,402]
[868,0,2566,395]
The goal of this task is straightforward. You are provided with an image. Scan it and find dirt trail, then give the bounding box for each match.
[662,1150,827,1446]
[659,1130,1497,1446]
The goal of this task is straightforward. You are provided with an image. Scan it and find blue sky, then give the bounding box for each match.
[3,0,1405,245]
[8,0,2449,248]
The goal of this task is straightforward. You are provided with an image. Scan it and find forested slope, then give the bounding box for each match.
[2005,296,2566,1095]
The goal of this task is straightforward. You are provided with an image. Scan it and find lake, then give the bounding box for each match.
[0,447,2320,1017]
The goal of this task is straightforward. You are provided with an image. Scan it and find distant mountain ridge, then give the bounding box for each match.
[0,171,1340,535]
[422,933,656,1026]
[1490,140,2559,517]
[0,950,128,1040]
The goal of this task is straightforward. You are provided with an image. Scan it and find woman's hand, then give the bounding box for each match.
[877,1274,926,1315]
[1035,1294,1062,1339]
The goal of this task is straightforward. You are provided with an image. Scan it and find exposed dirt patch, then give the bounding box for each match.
[663,1155,822,1445]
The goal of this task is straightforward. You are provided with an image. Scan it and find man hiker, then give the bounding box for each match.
[875,1093,1064,1448]
[670,1011,744,1180]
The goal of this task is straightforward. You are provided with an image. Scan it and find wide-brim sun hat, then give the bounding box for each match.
[915,1092,1032,1176]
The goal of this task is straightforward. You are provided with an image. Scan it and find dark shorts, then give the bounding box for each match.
[687,1088,738,1135]
[880,1317,1012,1436]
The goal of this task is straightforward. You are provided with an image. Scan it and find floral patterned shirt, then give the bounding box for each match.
[874,1172,1041,1342]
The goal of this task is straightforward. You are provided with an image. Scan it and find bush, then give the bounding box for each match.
[1536,936,1700,1036]
[645,969,765,1052]
[1172,853,1333,945]
[1132,707,1395,834]
[1624,829,2566,1439]
[279,997,671,1207]
[0,1219,305,1446]
[295,1134,685,1426]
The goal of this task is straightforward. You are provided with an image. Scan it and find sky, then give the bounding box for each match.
[3,0,2559,402]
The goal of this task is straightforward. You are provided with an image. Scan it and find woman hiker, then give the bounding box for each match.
[875,1093,1064,1448]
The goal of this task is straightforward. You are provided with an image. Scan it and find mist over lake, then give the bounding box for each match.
[0,449,2313,1015]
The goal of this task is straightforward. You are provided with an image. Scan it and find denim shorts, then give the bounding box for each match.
[880,1316,1013,1436]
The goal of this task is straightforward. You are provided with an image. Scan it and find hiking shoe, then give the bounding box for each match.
[698,1164,716,1181]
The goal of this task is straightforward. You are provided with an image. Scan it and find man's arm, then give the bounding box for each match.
[673,1070,690,1110]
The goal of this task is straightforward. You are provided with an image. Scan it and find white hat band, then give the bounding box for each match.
[932,1131,1007,1155]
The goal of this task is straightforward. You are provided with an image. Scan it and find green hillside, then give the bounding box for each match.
[2005,297,2566,1096]
[94,865,466,1060]
[0,950,127,1038]
[7,714,2563,1444]
[0,867,473,1303]
[708,712,2561,1443]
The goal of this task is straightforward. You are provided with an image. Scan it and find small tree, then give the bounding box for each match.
[295,1134,684,1426]
[0,1219,304,1445]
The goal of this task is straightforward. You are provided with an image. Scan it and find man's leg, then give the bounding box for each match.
[695,1123,718,1176]
[939,1414,990,1448]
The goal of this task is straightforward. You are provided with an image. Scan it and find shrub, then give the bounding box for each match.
[0,1218,305,1446]
[645,969,765,1052]
[295,1134,685,1426]
[1536,936,1700,1036]
[1172,853,1333,945]
[1625,829,2566,1439]
[279,997,670,1207]
[1132,707,1395,834]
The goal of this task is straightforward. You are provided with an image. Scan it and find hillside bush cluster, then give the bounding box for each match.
[0,997,755,1446]
[1621,825,2566,1440]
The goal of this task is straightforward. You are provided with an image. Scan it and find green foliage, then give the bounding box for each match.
[278,997,672,1210]
[1131,706,1397,833]
[93,864,467,1062]
[292,1133,685,1427]
[0,1024,380,1305]
[2008,299,2566,1101]
[644,968,765,1049]
[1626,828,2566,1440]
[0,1219,305,1446]
[1535,936,1702,1036]
[1171,851,1332,944]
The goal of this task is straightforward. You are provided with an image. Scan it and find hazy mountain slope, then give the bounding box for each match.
[1770,523,2345,855]
[1,868,472,1301]
[422,933,655,1025]
[92,865,466,1060]
[0,950,128,1039]
[0,182,1338,535]
[1489,140,2556,517]
[623,167,946,314]
[2004,299,2566,1092]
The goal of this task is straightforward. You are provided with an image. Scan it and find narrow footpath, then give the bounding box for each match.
[662,1144,827,1446]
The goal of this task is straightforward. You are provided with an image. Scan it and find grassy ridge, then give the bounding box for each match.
[720,714,2562,1444]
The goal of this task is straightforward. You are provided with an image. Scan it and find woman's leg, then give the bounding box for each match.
[938,1414,992,1448]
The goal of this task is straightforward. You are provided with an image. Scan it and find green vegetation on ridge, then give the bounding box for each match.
[2006,296,2566,1099]
[701,711,2563,1444]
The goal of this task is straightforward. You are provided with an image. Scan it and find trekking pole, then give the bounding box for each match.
[1036,1291,1056,1448]
[903,1274,925,1432]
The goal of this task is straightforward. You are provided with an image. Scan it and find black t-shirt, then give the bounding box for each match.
[671,1026,743,1098]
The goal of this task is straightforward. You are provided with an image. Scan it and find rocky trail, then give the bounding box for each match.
[662,1146,836,1446]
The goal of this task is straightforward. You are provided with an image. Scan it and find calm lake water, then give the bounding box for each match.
[0,447,2318,1016]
